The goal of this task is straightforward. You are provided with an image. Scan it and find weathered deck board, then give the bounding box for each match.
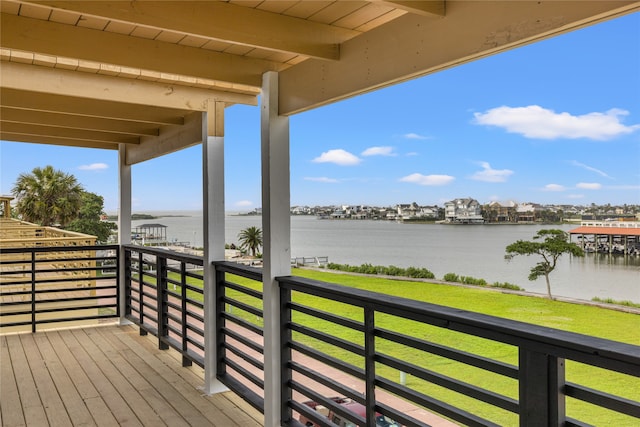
[0,324,263,427]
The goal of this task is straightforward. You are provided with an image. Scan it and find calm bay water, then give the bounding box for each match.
[131,211,640,303]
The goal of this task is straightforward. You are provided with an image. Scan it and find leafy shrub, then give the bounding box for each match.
[491,282,523,291]
[325,262,434,279]
[443,273,459,282]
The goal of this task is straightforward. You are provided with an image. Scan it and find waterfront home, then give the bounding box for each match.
[444,197,484,223]
[1,2,638,426]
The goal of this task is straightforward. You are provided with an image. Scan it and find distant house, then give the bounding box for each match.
[444,198,484,223]
[488,200,517,222]
[516,203,538,222]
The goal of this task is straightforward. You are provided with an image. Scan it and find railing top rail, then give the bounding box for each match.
[277,275,640,376]
[213,261,263,282]
[0,244,118,253]
[123,244,203,266]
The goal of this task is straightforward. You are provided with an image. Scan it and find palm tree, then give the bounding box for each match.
[237,226,263,257]
[12,165,84,227]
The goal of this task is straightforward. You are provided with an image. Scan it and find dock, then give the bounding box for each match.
[569,221,640,255]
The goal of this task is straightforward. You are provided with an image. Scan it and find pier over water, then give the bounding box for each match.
[570,221,640,255]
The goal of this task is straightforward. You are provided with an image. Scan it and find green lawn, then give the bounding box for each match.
[164,268,640,425]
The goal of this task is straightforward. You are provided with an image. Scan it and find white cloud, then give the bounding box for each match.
[570,160,612,179]
[304,177,339,183]
[470,162,514,183]
[312,149,361,166]
[474,105,640,140]
[543,184,566,192]
[361,146,396,157]
[405,152,419,157]
[399,173,455,186]
[235,200,253,207]
[78,162,108,171]
[576,182,602,190]
[403,133,429,140]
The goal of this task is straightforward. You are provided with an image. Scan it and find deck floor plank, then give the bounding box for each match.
[3,334,48,427]
[88,327,193,427]
[33,333,95,426]
[103,326,251,427]
[1,325,263,427]
[58,329,144,427]
[71,328,165,426]
[45,331,118,427]
[20,333,73,426]
[1,336,26,427]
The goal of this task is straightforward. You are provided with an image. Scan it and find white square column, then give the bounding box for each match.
[261,71,292,427]
[202,102,228,394]
[118,143,132,325]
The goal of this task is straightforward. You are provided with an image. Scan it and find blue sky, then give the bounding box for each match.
[1,13,639,212]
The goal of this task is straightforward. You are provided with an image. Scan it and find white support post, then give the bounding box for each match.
[261,71,291,427]
[118,144,132,325]
[202,103,228,394]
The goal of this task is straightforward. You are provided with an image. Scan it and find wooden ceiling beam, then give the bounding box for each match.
[0,107,160,137]
[0,121,142,145]
[0,131,120,150]
[0,88,186,126]
[0,13,278,87]
[28,1,357,60]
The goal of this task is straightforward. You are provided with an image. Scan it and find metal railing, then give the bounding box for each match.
[123,244,205,368]
[215,261,265,413]
[277,275,640,427]
[3,245,638,426]
[0,244,119,333]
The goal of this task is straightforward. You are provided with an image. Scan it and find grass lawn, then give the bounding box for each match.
[165,268,640,425]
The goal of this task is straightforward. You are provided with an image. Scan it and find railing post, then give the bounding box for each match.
[364,306,376,427]
[180,261,192,367]
[30,249,36,333]
[280,285,293,425]
[215,264,226,379]
[519,348,565,427]
[122,247,130,319]
[138,251,147,336]
[157,255,169,350]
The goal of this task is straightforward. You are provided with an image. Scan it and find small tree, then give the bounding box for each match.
[505,229,584,299]
[66,191,116,243]
[237,226,263,257]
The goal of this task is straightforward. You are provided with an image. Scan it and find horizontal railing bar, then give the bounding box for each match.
[213,261,263,282]
[222,311,264,337]
[224,280,263,300]
[224,342,265,371]
[565,382,640,417]
[124,244,203,266]
[375,401,431,427]
[288,400,334,427]
[289,301,364,332]
[376,376,500,427]
[222,296,263,318]
[224,357,264,389]
[289,341,364,381]
[289,322,364,356]
[289,361,363,405]
[217,373,264,413]
[222,326,264,354]
[376,326,519,379]
[1,312,117,329]
[0,245,119,254]
[376,352,519,413]
[290,381,364,427]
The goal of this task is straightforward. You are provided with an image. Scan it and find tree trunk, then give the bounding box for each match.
[544,273,552,299]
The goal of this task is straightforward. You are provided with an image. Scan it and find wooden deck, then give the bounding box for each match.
[0,324,263,427]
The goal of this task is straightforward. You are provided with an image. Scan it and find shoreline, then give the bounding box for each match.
[297,266,640,315]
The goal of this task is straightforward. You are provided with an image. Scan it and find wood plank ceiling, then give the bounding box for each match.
[1,1,638,159]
